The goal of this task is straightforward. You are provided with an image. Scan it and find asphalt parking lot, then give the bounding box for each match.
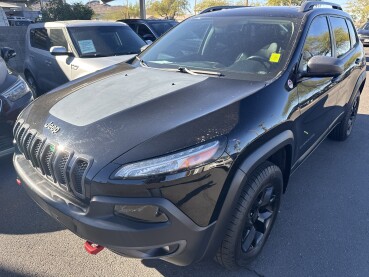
[1,49,369,277]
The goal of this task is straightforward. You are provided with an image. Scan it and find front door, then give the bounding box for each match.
[295,16,343,160]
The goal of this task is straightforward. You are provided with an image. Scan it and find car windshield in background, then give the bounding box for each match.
[149,21,177,36]
[138,16,298,81]
[68,26,146,58]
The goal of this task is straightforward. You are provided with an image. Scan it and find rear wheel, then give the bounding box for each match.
[25,72,39,98]
[329,93,360,141]
[215,161,283,269]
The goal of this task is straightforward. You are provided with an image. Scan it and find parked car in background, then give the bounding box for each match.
[24,21,146,96]
[357,22,369,45]
[118,19,177,42]
[8,16,33,26]
[0,47,33,158]
[0,8,9,26]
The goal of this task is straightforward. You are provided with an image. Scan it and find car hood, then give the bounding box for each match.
[18,63,266,176]
[358,29,369,35]
[76,54,136,71]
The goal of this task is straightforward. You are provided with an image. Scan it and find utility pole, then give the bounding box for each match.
[126,0,128,18]
[139,0,146,19]
[194,0,197,15]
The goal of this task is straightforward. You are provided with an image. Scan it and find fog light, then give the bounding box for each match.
[114,205,168,223]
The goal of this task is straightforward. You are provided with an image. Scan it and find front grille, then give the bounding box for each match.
[15,122,92,200]
[71,159,88,195]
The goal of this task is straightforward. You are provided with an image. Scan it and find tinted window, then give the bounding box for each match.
[30,28,49,51]
[148,21,177,37]
[346,19,358,47]
[299,17,331,72]
[330,17,350,58]
[68,26,145,57]
[137,24,154,38]
[49,28,69,50]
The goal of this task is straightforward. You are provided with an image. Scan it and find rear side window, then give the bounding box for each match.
[329,17,350,58]
[299,16,332,72]
[30,28,49,51]
[346,20,358,48]
[137,24,153,38]
[49,28,69,50]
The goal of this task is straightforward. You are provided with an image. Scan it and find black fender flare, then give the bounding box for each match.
[350,70,366,103]
[201,130,294,260]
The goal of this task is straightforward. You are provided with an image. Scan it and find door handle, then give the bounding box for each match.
[71,64,79,70]
[355,58,361,65]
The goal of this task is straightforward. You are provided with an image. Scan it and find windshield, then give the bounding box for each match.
[148,21,177,36]
[68,26,146,58]
[138,16,299,81]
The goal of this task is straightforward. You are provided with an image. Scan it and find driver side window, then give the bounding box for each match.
[299,17,332,72]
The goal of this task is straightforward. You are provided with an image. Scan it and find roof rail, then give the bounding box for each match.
[199,5,246,14]
[299,1,342,12]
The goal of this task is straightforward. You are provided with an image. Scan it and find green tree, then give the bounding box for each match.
[195,0,230,13]
[42,0,94,21]
[346,0,369,26]
[149,0,190,19]
[265,0,301,6]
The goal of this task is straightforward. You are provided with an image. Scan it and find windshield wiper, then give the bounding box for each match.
[178,67,224,77]
[135,56,149,67]
[81,53,109,58]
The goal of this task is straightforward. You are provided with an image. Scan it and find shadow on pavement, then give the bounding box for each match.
[141,258,259,277]
[0,267,33,277]
[142,114,369,276]
[0,156,64,235]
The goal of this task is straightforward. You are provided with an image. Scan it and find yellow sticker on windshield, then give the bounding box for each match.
[269,53,281,63]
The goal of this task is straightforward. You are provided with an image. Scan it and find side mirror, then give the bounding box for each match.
[301,56,343,78]
[50,46,69,56]
[1,47,16,63]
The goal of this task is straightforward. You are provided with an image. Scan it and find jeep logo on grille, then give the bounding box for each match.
[44,122,60,134]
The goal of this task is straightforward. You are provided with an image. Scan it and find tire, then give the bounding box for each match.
[329,93,360,141]
[215,161,283,270]
[25,72,40,98]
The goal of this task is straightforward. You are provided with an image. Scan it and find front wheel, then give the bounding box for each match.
[215,161,283,269]
[329,93,360,141]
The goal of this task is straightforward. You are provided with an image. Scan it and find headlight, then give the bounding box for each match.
[114,140,220,179]
[1,76,30,101]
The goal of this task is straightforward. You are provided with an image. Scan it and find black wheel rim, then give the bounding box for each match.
[241,185,279,254]
[346,96,359,136]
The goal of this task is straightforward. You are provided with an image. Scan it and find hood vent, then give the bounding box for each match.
[14,121,92,200]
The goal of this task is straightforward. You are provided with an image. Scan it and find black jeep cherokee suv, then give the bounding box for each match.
[13,2,366,269]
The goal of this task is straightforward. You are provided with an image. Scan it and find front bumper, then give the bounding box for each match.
[14,154,217,266]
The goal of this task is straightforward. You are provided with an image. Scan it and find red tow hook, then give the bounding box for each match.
[84,241,104,255]
[16,178,22,186]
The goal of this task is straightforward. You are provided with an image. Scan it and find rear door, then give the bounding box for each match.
[29,28,55,91]
[295,16,342,159]
[329,16,364,111]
